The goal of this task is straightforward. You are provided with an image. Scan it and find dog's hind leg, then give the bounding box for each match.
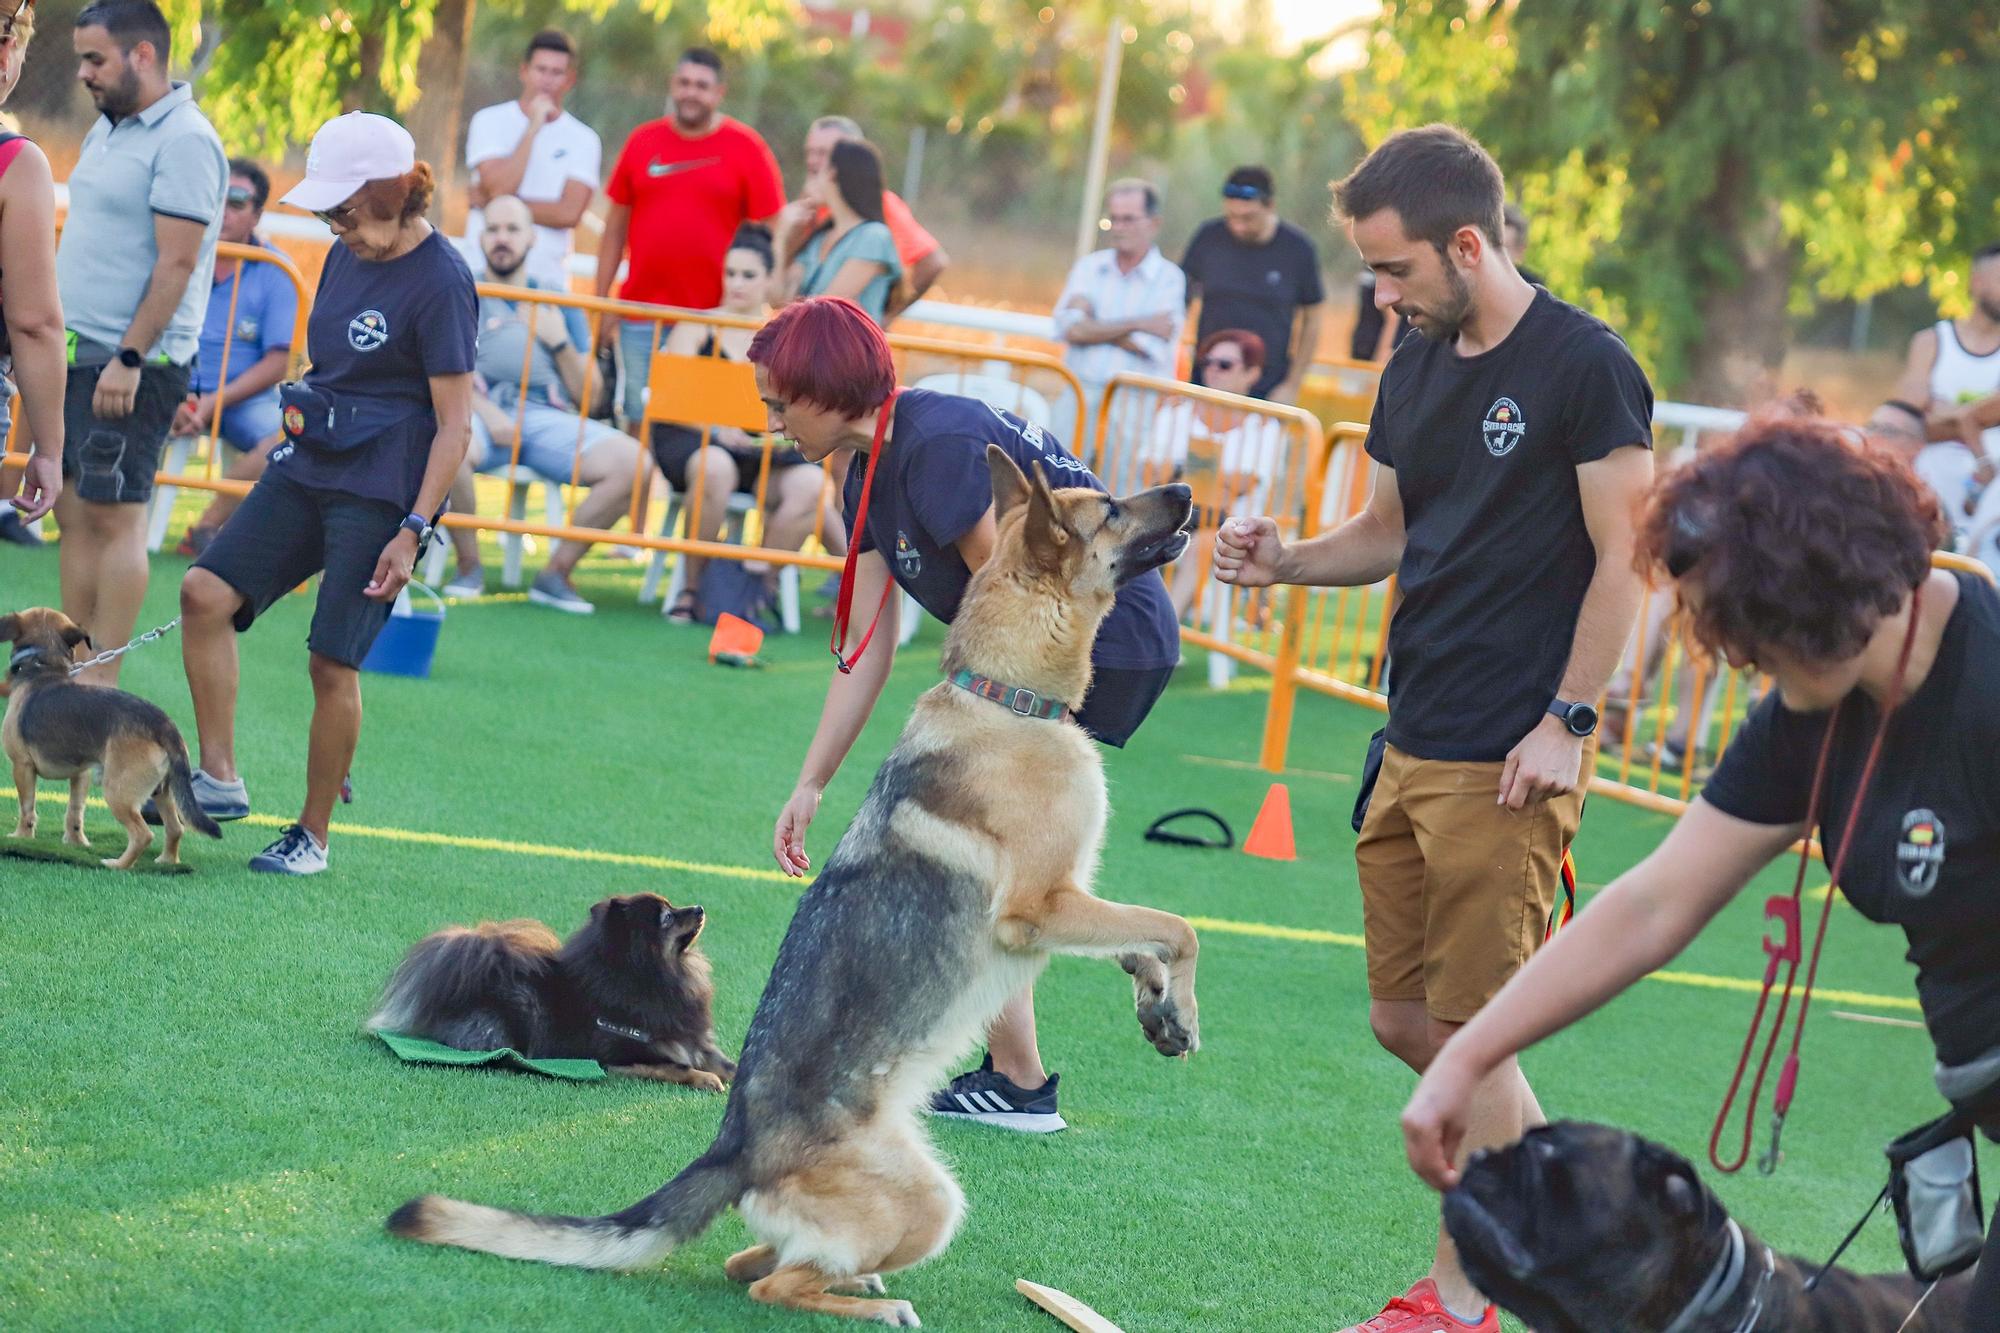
[724,1244,779,1284]
[998,886,1200,1057]
[98,761,155,870]
[9,758,34,838]
[63,772,89,847]
[747,1264,920,1327]
[155,780,184,865]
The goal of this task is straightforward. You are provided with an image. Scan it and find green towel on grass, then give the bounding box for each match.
[0,837,194,874]
[374,1030,605,1081]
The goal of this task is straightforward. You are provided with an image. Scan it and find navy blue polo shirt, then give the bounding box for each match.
[270,229,477,511]
[842,388,1179,671]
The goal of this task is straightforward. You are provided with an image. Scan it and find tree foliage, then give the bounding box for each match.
[1350,1,2000,400]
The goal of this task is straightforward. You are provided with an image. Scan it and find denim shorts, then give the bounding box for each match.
[62,359,191,504]
[215,393,283,452]
[470,402,631,483]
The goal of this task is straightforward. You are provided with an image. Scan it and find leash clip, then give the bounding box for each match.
[1758,1108,1787,1175]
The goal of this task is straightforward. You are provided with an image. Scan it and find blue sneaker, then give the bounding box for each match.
[142,769,249,825]
[248,823,328,875]
[927,1053,1067,1133]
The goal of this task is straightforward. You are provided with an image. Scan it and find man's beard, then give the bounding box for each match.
[1977,296,2000,324]
[484,246,525,280]
[1403,263,1475,341]
[93,68,142,117]
[673,98,712,129]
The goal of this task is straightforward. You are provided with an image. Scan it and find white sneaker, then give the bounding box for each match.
[248,823,328,875]
[442,568,485,599]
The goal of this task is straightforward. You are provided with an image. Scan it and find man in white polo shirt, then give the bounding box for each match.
[57,0,225,686]
[462,29,600,291]
[1052,177,1186,483]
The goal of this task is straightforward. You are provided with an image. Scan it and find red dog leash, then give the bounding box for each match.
[830,388,899,675]
[1710,583,1923,1174]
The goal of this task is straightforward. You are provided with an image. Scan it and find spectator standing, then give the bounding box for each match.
[1891,243,2000,566]
[55,0,225,685]
[446,195,644,614]
[1502,202,1543,288]
[595,47,783,427]
[172,159,299,555]
[778,138,902,328]
[777,115,949,322]
[0,0,68,548]
[461,29,599,292]
[1052,177,1186,458]
[1181,165,1325,404]
[1214,125,1655,1333]
[176,113,476,876]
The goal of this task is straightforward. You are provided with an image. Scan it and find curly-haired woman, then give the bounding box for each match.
[1401,410,2000,1318]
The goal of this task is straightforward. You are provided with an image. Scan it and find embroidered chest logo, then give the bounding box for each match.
[348,309,390,352]
[1482,396,1526,457]
[894,530,922,578]
[1896,809,1946,897]
[235,317,261,342]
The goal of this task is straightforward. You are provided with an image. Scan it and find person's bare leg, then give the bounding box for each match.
[676,444,736,595]
[446,461,484,577]
[765,464,823,556]
[1421,1015,1540,1320]
[192,436,277,533]
[61,497,150,687]
[301,653,361,846]
[985,986,1048,1088]
[546,435,641,579]
[180,568,245,783]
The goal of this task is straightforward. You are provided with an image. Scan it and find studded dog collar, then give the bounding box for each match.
[947,668,1071,722]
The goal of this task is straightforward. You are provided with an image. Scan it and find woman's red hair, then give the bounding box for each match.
[747,297,896,419]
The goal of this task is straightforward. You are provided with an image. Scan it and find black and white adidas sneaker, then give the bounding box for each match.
[926,1053,1067,1133]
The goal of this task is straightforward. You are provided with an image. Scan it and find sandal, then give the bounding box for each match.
[667,589,699,624]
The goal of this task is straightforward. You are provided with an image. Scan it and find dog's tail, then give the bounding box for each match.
[165,747,224,840]
[386,1151,744,1270]
[365,920,558,1038]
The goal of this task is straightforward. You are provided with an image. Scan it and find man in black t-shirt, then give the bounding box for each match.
[1181,165,1325,403]
[1213,125,1655,1333]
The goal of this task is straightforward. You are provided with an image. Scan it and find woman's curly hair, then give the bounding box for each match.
[1636,410,1946,665]
[353,162,436,224]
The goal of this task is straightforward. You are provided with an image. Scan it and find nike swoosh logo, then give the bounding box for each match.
[647,156,720,178]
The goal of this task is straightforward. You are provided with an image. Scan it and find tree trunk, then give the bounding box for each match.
[343,30,386,113]
[405,0,477,227]
[1683,150,1795,410]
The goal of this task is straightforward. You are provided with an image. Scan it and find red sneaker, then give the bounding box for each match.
[1337,1279,1498,1333]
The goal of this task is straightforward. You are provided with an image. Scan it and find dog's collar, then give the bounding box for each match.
[1660,1218,1776,1333]
[594,1017,652,1044]
[947,667,1070,722]
[8,646,45,676]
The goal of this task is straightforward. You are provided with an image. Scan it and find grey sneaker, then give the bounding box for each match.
[248,823,327,875]
[442,566,485,599]
[142,769,249,825]
[528,568,594,615]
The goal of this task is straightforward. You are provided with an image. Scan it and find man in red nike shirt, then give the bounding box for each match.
[596,46,784,425]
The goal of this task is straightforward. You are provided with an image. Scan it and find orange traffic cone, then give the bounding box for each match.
[708,612,765,664]
[1243,782,1296,861]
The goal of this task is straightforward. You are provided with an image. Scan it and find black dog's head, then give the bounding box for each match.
[1443,1121,1730,1333]
[589,892,706,958]
[2,608,92,682]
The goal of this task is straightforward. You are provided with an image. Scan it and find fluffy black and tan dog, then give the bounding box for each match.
[367,893,735,1091]
[386,448,1200,1326]
[1443,1120,1973,1331]
[3,607,222,868]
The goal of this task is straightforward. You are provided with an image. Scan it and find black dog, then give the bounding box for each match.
[1443,1121,1972,1331]
[368,893,735,1091]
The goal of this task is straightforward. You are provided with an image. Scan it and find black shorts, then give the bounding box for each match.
[1074,664,1175,748]
[61,360,191,504]
[192,467,405,669]
[651,423,809,496]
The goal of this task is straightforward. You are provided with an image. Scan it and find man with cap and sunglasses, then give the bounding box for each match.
[1180,165,1325,405]
[175,112,477,876]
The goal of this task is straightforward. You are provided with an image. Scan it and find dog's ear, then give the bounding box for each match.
[62,624,93,651]
[1021,461,1071,568]
[988,443,1031,520]
[1661,1168,1703,1219]
[0,613,18,644]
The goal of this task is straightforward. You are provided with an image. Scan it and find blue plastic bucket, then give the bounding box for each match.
[360,582,444,678]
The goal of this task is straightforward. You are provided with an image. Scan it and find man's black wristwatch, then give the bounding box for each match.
[116,347,144,370]
[398,512,433,545]
[1548,698,1599,737]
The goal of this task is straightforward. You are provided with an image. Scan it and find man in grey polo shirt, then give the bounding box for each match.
[56,0,225,685]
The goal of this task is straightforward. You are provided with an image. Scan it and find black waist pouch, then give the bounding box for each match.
[1351,727,1387,834]
[280,380,417,455]
[1886,1109,1984,1281]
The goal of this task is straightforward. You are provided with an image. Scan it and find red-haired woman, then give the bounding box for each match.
[177,113,477,876]
[1401,414,2000,1318]
[753,295,1182,1134]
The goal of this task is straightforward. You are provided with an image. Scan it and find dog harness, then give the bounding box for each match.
[947,667,1070,722]
[1659,1218,1776,1333]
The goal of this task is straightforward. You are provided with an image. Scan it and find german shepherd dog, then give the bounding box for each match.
[1444,1121,1972,1331]
[368,893,736,1091]
[388,448,1200,1326]
[3,608,222,868]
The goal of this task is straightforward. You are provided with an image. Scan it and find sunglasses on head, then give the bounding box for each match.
[225,186,257,208]
[1222,182,1268,202]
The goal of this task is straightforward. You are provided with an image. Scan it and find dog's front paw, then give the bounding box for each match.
[687,1069,727,1094]
[63,829,88,848]
[1136,988,1197,1057]
[9,821,32,840]
[829,1274,888,1295]
[868,1299,919,1327]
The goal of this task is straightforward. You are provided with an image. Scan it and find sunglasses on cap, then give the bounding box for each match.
[1222,182,1268,202]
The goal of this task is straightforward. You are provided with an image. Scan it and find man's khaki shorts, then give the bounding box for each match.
[1354,740,1593,1024]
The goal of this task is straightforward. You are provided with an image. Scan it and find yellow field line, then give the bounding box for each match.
[7,789,1919,1012]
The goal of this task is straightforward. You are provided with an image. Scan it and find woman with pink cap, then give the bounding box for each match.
[174,111,478,876]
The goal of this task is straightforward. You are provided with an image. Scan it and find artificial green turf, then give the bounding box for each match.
[0,534,1944,1331]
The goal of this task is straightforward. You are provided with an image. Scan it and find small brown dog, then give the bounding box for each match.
[2,608,222,868]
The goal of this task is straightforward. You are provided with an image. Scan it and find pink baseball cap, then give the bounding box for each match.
[280,112,417,213]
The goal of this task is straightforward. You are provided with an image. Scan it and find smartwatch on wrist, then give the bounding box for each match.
[116,347,144,370]
[399,513,432,545]
[1548,698,1599,737]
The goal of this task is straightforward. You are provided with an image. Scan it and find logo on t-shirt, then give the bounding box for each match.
[1482,397,1526,457]
[1266,269,1282,285]
[1896,808,1946,897]
[235,317,261,342]
[894,530,922,579]
[348,309,390,352]
[646,156,720,179]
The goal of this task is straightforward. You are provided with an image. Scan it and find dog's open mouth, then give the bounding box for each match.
[1117,529,1190,583]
